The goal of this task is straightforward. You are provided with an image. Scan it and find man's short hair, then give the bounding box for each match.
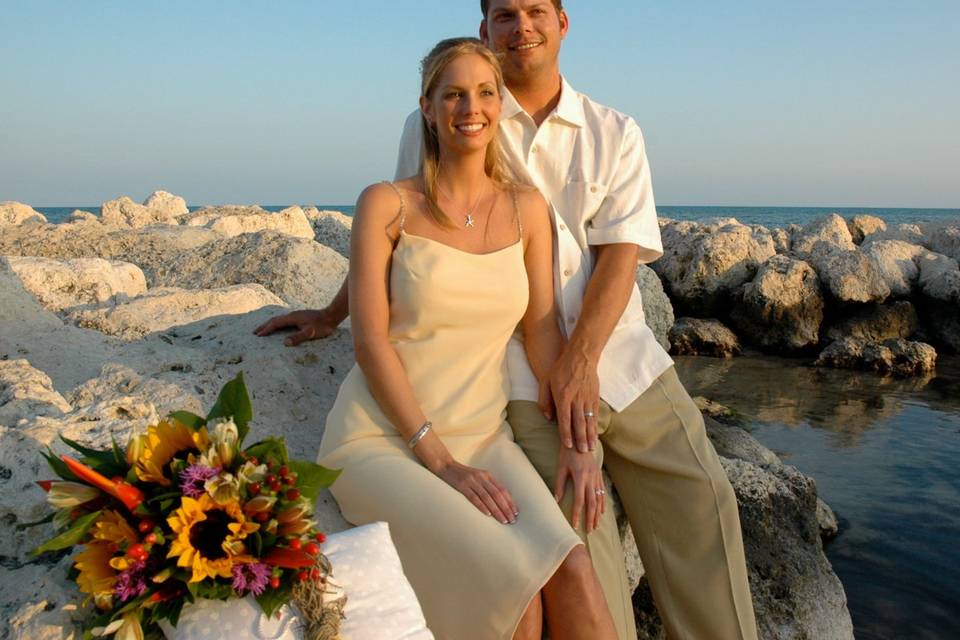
[480,1,563,18]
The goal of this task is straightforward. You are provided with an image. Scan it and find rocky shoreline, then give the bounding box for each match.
[6,191,949,638]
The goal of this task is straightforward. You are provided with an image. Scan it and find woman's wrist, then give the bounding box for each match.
[412,431,454,474]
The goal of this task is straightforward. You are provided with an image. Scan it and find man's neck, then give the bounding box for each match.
[507,69,563,128]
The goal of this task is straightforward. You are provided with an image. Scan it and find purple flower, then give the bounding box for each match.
[232,562,272,596]
[114,560,149,602]
[179,464,221,498]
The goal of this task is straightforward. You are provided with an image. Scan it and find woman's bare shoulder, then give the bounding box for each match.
[354,181,406,229]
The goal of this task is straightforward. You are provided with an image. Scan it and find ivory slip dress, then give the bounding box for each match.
[317,185,581,639]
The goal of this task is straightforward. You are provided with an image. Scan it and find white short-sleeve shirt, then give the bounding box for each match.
[395,77,673,412]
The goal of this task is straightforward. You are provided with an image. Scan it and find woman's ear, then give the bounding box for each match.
[419,95,435,130]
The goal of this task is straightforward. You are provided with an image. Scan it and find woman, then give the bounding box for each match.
[317,38,616,640]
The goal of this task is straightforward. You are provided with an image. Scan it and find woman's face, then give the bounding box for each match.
[422,53,501,158]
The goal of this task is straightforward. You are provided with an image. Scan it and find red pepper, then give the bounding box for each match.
[60,455,144,512]
[263,547,316,569]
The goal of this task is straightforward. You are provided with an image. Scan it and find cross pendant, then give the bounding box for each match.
[465,214,475,228]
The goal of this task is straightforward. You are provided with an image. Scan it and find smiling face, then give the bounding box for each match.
[420,52,502,159]
[480,0,568,84]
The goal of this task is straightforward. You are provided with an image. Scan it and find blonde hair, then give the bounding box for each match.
[419,37,515,229]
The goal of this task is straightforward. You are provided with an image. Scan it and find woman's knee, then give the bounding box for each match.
[555,545,596,586]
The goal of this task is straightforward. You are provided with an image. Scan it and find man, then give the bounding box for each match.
[257,2,758,638]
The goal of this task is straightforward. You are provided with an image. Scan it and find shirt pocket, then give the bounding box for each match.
[558,180,608,233]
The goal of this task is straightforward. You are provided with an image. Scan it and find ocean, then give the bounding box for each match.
[33,205,960,228]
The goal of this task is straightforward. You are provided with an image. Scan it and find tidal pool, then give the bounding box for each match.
[675,354,960,640]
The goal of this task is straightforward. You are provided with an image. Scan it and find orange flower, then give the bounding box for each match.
[61,456,143,512]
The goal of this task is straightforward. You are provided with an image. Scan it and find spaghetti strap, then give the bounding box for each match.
[382,181,406,232]
[511,189,523,240]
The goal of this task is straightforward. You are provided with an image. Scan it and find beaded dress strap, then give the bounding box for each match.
[511,189,523,240]
[382,181,406,232]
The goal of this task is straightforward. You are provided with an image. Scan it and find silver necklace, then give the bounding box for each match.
[437,180,486,229]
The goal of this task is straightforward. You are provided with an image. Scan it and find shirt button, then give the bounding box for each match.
[590,186,598,193]
[563,269,572,277]
[558,223,567,231]
[568,316,577,324]
[531,145,539,154]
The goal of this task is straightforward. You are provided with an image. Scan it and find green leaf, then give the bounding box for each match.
[169,410,206,430]
[205,372,253,442]
[59,435,126,476]
[111,437,126,466]
[287,460,341,502]
[250,531,263,558]
[31,510,101,556]
[41,448,79,482]
[256,581,293,618]
[243,437,289,466]
[16,512,55,531]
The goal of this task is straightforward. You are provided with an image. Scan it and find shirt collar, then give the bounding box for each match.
[500,76,586,128]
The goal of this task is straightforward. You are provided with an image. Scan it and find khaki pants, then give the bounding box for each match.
[507,367,757,640]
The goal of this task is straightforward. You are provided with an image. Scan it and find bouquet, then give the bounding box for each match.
[24,373,342,639]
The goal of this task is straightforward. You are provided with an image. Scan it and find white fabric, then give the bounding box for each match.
[324,522,434,640]
[160,522,431,640]
[395,78,674,411]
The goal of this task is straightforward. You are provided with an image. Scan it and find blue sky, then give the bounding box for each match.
[1,1,958,207]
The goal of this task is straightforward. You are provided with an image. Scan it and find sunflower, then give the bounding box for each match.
[166,494,259,583]
[90,510,140,572]
[133,418,211,486]
[75,541,117,610]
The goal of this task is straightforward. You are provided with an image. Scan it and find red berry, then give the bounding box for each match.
[314,532,327,543]
[296,571,308,582]
[288,538,301,550]
[283,475,294,485]
[248,483,261,496]
[270,482,282,493]
[266,474,277,485]
[138,519,154,533]
[304,542,320,556]
[127,544,148,561]
[278,466,289,477]
[255,512,269,522]
[286,488,301,501]
[144,533,157,545]
[249,457,259,465]
[269,576,280,589]
[311,568,322,580]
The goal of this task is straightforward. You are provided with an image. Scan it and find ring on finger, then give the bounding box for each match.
[583,410,596,418]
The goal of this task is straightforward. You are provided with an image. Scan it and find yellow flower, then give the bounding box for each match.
[92,611,144,640]
[134,418,210,486]
[46,481,101,508]
[200,418,239,468]
[204,472,240,505]
[75,541,117,610]
[166,495,259,583]
[89,510,139,572]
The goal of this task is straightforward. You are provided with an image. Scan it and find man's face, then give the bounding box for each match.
[480,0,568,83]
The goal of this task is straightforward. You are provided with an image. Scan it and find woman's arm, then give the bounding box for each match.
[518,189,605,533]
[349,183,517,524]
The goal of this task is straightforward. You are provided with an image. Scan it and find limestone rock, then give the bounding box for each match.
[917,250,960,303]
[636,264,674,350]
[770,227,791,254]
[924,222,960,262]
[847,214,886,244]
[0,360,72,425]
[669,317,741,357]
[65,284,286,340]
[152,231,348,309]
[65,210,98,223]
[862,239,926,297]
[810,249,890,304]
[100,195,179,228]
[815,337,937,377]
[817,498,840,540]
[0,202,47,227]
[2,256,147,312]
[143,190,189,218]
[653,220,776,315]
[730,255,823,352]
[305,208,353,257]
[183,205,314,240]
[824,301,919,343]
[868,223,927,246]
[791,214,856,261]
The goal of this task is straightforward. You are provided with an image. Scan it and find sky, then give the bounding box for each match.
[1,1,958,208]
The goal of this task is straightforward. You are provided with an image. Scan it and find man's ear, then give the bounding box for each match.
[479,19,489,44]
[558,10,569,39]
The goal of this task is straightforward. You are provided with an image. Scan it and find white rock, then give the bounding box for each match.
[867,223,927,246]
[0,359,72,424]
[65,210,98,223]
[924,222,960,262]
[862,239,926,297]
[810,249,890,304]
[846,214,886,244]
[917,250,960,303]
[791,214,856,261]
[65,284,286,340]
[2,256,147,312]
[636,264,673,350]
[143,190,189,218]
[306,208,353,257]
[0,201,46,227]
[100,195,179,228]
[184,205,314,239]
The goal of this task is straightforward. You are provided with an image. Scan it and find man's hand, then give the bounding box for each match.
[554,447,605,533]
[253,309,338,346]
[549,346,600,452]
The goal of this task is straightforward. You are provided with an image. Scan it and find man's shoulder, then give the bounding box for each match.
[571,86,643,137]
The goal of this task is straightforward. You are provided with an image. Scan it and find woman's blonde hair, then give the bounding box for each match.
[419,37,515,229]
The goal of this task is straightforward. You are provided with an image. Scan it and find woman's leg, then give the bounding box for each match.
[542,545,618,640]
[513,591,543,640]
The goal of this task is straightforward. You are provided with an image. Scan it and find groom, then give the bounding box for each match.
[257,1,758,638]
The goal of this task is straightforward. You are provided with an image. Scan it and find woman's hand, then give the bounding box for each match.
[553,447,605,533]
[433,460,518,525]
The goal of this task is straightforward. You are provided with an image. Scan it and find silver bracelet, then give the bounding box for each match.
[407,421,433,449]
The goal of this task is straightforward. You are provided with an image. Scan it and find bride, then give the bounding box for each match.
[317,38,616,640]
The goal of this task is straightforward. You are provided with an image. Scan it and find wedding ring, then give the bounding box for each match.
[594,489,604,496]
[583,410,595,418]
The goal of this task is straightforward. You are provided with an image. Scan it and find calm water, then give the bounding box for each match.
[675,355,960,640]
[35,204,960,228]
